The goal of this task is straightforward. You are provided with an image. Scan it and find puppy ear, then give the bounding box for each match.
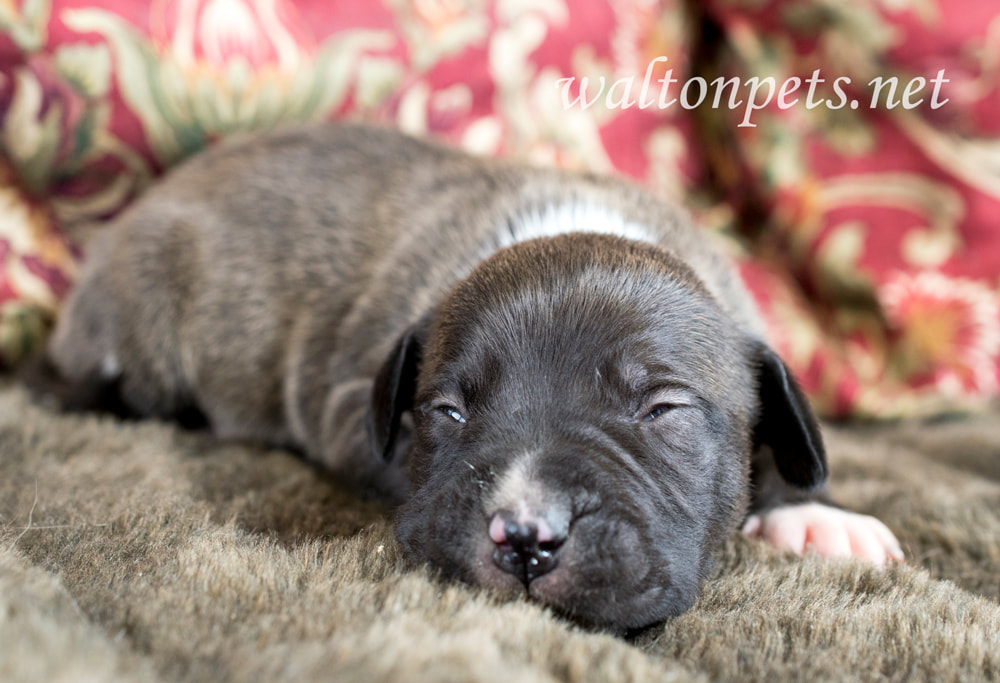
[368,324,424,461]
[751,344,828,489]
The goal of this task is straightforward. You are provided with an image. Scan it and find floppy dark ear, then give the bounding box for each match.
[752,344,828,489]
[368,325,423,462]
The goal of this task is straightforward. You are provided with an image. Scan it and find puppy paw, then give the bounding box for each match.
[742,502,903,566]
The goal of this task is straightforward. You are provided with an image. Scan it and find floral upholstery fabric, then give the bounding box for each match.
[697,0,1000,416]
[0,0,697,361]
[0,0,998,418]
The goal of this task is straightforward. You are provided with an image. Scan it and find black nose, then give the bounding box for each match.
[489,509,565,586]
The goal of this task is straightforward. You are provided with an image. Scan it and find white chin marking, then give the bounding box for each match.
[488,453,541,514]
[499,202,657,249]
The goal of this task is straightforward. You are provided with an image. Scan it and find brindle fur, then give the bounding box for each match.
[23,124,828,630]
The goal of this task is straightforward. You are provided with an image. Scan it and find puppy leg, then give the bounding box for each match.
[315,376,410,503]
[744,446,903,566]
[742,503,904,566]
[21,253,201,425]
[18,351,132,417]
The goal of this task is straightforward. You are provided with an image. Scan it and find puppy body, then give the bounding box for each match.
[34,124,894,630]
[49,125,757,480]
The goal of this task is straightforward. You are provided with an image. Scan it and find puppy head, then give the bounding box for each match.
[371,234,825,631]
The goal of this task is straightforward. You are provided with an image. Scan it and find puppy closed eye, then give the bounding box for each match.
[637,388,696,423]
[436,405,467,424]
[642,404,676,422]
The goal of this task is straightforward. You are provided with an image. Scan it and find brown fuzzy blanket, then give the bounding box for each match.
[1,380,998,682]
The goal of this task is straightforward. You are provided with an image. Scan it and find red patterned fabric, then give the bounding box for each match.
[1,0,998,419]
[697,0,1000,416]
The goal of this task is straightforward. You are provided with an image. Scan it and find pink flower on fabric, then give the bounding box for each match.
[881,271,1000,397]
[152,0,313,73]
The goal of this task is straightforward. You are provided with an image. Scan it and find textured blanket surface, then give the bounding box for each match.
[1,381,998,682]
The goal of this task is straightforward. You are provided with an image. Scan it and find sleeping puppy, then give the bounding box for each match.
[22,123,902,631]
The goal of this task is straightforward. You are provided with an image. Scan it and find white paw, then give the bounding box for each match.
[742,502,904,566]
